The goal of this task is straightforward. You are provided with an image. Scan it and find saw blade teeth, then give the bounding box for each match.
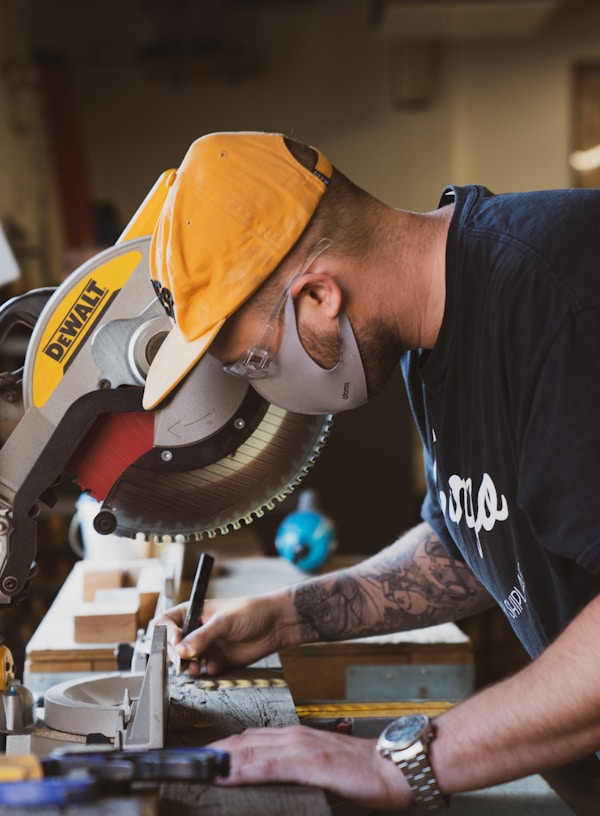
[96,408,334,543]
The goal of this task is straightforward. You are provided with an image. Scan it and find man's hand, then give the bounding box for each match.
[152,592,296,675]
[209,725,414,811]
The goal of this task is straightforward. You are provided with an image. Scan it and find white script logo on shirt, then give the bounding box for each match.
[438,471,509,558]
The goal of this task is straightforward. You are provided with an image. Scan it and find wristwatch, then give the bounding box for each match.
[376,713,448,812]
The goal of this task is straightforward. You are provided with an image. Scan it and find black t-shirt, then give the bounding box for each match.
[401,184,600,660]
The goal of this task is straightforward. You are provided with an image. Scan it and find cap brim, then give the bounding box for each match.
[142,319,225,410]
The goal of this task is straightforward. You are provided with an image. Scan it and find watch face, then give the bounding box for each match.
[380,714,429,750]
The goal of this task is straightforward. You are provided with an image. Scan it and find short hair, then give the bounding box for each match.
[252,137,381,315]
[285,137,380,261]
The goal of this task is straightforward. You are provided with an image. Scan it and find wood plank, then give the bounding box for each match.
[163,661,330,815]
[24,658,95,673]
[135,561,164,628]
[25,557,469,815]
[82,567,123,602]
[159,783,329,816]
[73,598,139,643]
[27,646,113,665]
[24,557,331,813]
[26,559,168,673]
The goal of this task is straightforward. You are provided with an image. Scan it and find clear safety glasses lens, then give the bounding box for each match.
[224,340,273,380]
[223,238,332,381]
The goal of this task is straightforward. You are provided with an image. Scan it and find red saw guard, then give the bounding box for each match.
[67,411,154,501]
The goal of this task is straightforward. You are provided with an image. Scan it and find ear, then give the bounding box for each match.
[289,272,342,320]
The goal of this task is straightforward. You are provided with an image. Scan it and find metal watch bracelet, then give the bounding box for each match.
[395,748,449,812]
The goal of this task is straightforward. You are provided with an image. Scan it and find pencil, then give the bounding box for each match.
[182,552,215,638]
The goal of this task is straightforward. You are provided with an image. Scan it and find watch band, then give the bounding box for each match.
[393,747,448,812]
[377,715,448,812]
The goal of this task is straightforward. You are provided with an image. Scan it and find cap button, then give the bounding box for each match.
[166,170,177,187]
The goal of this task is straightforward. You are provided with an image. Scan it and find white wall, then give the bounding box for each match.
[1,0,593,243]
[446,2,600,195]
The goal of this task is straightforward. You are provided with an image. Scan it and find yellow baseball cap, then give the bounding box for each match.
[143,131,332,410]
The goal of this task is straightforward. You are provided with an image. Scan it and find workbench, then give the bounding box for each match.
[15,555,579,815]
[24,556,475,700]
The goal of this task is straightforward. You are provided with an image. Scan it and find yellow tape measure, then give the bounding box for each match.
[181,676,288,692]
[296,700,455,720]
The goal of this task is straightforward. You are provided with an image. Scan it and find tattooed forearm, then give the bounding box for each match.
[293,522,492,642]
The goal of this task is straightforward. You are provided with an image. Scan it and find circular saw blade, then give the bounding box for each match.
[103,403,332,540]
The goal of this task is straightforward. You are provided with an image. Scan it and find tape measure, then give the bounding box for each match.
[296,700,455,721]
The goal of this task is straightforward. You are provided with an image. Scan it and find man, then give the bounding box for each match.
[148,131,600,812]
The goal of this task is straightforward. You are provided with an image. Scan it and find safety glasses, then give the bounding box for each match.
[223,237,332,380]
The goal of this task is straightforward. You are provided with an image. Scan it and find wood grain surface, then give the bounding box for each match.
[162,661,330,815]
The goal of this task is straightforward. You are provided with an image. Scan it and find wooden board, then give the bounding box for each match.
[82,567,124,602]
[25,558,169,674]
[160,658,329,815]
[26,556,473,699]
[73,596,140,643]
[23,556,331,813]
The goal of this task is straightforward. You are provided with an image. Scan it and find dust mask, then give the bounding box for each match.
[250,295,368,415]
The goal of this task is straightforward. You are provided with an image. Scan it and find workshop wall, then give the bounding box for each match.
[0,3,63,290]
[12,0,600,217]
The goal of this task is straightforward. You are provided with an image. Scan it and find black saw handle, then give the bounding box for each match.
[0,287,56,343]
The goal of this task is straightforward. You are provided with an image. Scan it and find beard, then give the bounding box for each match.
[299,314,403,400]
[355,319,405,398]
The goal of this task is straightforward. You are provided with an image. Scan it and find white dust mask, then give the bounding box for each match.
[250,294,368,415]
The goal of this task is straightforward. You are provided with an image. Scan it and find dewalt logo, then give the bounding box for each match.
[32,249,141,408]
[42,279,108,364]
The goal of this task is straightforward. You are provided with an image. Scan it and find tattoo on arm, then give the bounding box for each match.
[293,523,492,642]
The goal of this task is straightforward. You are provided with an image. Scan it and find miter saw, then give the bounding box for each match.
[0,171,332,609]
